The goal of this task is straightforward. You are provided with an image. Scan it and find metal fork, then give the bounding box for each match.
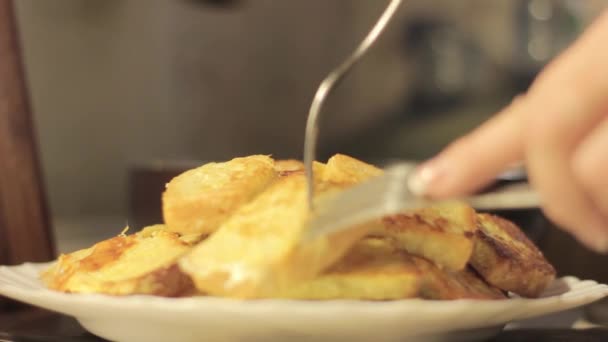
[303,0,404,210]
[302,162,540,242]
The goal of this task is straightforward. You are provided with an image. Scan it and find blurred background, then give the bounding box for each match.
[12,0,608,291]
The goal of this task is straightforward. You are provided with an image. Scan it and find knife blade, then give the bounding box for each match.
[303,162,540,242]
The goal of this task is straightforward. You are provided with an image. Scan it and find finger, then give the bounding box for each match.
[530,10,608,133]
[524,115,608,253]
[408,96,525,198]
[572,116,608,219]
[523,99,608,254]
[520,12,608,253]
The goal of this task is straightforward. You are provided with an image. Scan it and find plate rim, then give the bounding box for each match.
[1,262,607,311]
[2,262,608,341]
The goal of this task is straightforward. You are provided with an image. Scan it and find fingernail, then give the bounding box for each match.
[408,159,443,196]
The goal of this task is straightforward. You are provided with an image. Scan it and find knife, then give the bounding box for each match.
[303,162,540,242]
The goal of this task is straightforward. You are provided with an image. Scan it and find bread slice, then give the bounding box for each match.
[274,159,304,174]
[41,225,201,296]
[40,153,552,301]
[470,214,556,297]
[375,202,477,271]
[412,256,506,300]
[275,159,328,181]
[179,173,380,298]
[320,154,475,271]
[276,237,421,300]
[162,155,277,235]
[277,236,503,301]
[322,153,383,186]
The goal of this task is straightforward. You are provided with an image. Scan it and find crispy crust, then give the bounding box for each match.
[276,237,421,300]
[41,154,556,301]
[178,155,387,298]
[470,214,556,297]
[41,225,198,297]
[274,159,304,175]
[322,154,383,186]
[412,256,506,300]
[179,173,380,298]
[162,155,277,235]
[278,237,504,301]
[376,202,477,271]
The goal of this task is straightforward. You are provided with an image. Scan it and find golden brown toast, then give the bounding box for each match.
[179,173,380,298]
[376,202,477,271]
[278,237,504,301]
[276,237,421,300]
[412,256,506,300]
[275,160,328,181]
[322,153,383,186]
[41,225,200,296]
[41,153,554,302]
[274,159,304,174]
[318,155,476,272]
[470,214,556,298]
[162,155,277,236]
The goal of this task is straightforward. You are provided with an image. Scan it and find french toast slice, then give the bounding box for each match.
[41,225,200,296]
[162,155,277,235]
[412,256,506,300]
[470,214,556,298]
[277,236,503,301]
[274,159,304,174]
[377,202,477,271]
[320,154,475,271]
[275,154,381,183]
[276,237,421,300]
[275,159,328,180]
[39,153,555,301]
[322,153,383,186]
[179,173,380,298]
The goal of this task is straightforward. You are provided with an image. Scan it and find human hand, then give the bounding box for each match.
[408,11,608,253]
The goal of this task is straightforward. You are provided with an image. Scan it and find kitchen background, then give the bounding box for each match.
[12,0,608,291]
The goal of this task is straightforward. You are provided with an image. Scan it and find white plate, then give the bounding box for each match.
[1,263,607,342]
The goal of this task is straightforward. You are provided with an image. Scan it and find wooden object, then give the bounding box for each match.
[0,0,54,267]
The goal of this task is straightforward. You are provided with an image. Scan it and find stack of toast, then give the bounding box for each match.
[41,154,555,300]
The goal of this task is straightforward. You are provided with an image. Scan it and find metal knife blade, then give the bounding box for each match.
[303,162,540,242]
